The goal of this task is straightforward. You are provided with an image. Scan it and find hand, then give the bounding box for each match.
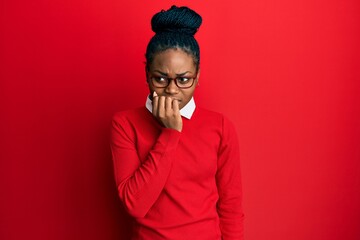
[152,91,182,132]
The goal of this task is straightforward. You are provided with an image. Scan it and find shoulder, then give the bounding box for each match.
[112,107,149,123]
[195,107,235,128]
[195,107,224,121]
[198,108,238,143]
[111,107,153,132]
[111,107,152,140]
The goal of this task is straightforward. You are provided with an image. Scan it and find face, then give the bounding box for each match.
[146,49,199,110]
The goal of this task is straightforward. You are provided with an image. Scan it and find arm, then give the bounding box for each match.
[216,116,244,240]
[110,114,181,218]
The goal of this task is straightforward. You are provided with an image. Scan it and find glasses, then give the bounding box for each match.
[149,73,197,89]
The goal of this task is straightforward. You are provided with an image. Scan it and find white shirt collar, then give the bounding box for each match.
[145,96,196,120]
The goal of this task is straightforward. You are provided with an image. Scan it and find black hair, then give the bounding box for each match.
[145,5,202,71]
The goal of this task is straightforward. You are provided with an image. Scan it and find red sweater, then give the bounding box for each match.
[110,107,244,240]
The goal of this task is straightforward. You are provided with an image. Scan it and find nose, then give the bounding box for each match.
[165,79,179,94]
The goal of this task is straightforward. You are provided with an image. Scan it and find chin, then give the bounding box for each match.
[179,102,187,110]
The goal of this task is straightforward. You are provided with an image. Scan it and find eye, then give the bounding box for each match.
[152,76,167,83]
[177,77,190,84]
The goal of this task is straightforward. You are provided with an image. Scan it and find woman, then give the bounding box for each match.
[110,5,244,240]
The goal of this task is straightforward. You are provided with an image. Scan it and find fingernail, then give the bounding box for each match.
[153,91,158,97]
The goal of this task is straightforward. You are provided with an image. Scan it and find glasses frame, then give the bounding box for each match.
[148,72,198,89]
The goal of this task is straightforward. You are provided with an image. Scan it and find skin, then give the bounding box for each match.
[146,48,200,132]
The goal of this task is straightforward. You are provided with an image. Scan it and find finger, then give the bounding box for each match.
[158,96,166,118]
[165,97,172,115]
[152,91,158,101]
[152,92,159,116]
[172,99,180,114]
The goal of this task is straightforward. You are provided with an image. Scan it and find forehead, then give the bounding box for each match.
[150,49,196,72]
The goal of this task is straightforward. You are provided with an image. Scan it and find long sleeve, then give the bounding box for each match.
[216,116,244,240]
[110,113,181,218]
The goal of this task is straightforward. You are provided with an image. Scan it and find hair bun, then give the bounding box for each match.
[151,5,202,36]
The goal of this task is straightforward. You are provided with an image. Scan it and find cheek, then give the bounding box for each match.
[182,88,196,102]
[151,88,165,96]
[187,87,196,97]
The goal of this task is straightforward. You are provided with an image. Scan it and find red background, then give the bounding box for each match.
[1,0,359,239]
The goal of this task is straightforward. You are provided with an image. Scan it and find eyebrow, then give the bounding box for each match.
[153,70,192,76]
